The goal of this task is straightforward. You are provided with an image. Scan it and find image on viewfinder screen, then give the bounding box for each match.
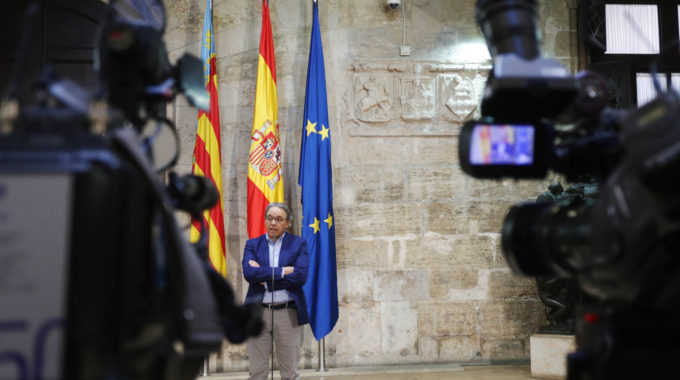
[469,124,534,165]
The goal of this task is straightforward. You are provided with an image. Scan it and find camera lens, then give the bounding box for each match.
[501,199,593,278]
[475,0,540,59]
[501,201,553,276]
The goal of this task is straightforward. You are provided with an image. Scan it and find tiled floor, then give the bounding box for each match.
[201,364,536,380]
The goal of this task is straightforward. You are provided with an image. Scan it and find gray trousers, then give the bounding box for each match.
[247,306,303,380]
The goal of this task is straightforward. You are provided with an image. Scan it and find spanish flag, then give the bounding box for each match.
[248,0,283,238]
[191,0,227,277]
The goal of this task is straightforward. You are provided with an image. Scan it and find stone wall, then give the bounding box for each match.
[164,0,578,372]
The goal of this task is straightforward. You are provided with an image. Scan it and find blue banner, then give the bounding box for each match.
[299,1,339,341]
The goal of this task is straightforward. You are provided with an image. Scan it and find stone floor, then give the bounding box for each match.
[199,364,536,380]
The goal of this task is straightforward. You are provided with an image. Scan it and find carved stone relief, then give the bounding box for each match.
[347,62,489,136]
[440,74,479,122]
[353,75,393,122]
[400,77,435,120]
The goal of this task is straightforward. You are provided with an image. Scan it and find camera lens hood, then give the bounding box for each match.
[475,0,540,59]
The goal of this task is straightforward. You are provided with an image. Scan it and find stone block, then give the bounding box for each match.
[373,270,429,301]
[217,79,257,108]
[336,203,421,237]
[491,248,510,269]
[218,341,249,372]
[216,23,261,60]
[163,18,201,53]
[348,25,404,59]
[215,56,257,84]
[335,183,358,209]
[407,166,465,201]
[540,2,572,33]
[325,0,396,29]
[380,301,418,355]
[466,177,516,200]
[425,200,514,235]
[174,103,200,143]
[336,236,393,269]
[222,163,249,202]
[479,300,545,340]
[438,336,483,362]
[337,269,373,304]
[213,0,259,31]
[301,324,336,369]
[346,137,416,166]
[429,267,479,299]
[418,302,477,337]
[165,0,201,31]
[553,30,574,59]
[415,137,460,165]
[333,302,382,366]
[488,270,539,299]
[405,234,495,270]
[482,339,530,362]
[413,0,477,28]
[338,168,405,202]
[425,201,467,235]
[417,335,438,362]
[530,334,576,379]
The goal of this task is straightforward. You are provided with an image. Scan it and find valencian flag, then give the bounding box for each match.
[299,0,339,341]
[191,0,227,277]
[248,0,284,238]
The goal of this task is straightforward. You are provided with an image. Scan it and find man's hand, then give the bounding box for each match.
[283,266,294,275]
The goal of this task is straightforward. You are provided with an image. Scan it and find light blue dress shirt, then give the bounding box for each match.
[263,233,292,303]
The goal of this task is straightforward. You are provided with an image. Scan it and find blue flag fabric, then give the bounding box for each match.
[200,0,214,85]
[299,1,339,341]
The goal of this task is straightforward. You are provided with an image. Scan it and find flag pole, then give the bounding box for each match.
[317,338,327,372]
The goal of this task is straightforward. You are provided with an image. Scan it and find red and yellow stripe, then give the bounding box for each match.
[191,52,227,277]
[247,0,284,238]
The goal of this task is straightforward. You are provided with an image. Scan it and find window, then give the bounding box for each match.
[605,4,659,54]
[635,73,680,106]
[580,1,680,107]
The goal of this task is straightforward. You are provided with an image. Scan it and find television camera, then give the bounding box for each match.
[0,1,261,379]
[459,0,680,378]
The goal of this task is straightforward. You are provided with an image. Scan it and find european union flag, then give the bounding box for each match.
[299,0,338,341]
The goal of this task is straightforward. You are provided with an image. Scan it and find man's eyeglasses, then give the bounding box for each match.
[265,216,286,224]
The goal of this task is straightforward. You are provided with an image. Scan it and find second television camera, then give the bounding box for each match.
[459,0,680,378]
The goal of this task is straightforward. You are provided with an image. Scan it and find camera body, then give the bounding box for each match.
[1,127,222,380]
[460,0,680,378]
[0,2,261,379]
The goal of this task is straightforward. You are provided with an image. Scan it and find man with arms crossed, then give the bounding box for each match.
[242,203,309,380]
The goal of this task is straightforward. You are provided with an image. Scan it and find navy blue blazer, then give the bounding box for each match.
[242,233,309,326]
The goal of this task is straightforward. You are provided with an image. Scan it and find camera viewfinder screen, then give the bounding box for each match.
[469,124,534,165]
